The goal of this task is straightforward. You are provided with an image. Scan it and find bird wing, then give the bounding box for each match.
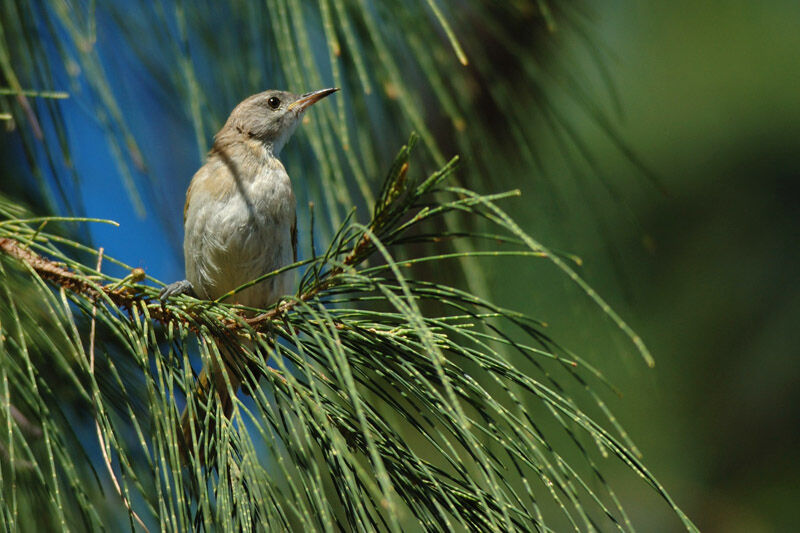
[183,180,194,224]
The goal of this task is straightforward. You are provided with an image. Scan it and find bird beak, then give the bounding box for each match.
[288,88,339,112]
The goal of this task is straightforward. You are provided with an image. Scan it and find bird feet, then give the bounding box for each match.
[159,279,195,301]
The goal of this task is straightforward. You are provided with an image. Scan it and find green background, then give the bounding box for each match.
[502,2,800,530]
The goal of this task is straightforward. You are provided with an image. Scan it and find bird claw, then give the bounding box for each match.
[159,279,195,302]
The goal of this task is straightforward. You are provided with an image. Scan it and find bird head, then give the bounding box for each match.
[220,88,338,154]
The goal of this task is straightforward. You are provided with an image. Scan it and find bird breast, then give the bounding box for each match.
[183,151,296,308]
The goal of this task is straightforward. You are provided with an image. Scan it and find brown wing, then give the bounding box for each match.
[183,180,194,224]
[291,212,298,262]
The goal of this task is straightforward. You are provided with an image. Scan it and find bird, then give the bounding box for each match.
[160,87,338,455]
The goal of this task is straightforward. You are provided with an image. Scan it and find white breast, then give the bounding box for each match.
[183,156,296,308]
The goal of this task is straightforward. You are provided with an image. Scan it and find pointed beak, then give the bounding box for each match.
[288,88,339,112]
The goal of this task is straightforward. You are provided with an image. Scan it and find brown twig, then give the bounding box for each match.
[0,233,368,333]
[1,237,176,326]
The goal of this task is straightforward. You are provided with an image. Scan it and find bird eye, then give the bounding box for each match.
[267,96,281,109]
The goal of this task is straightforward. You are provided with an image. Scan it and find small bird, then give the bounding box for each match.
[160,88,338,450]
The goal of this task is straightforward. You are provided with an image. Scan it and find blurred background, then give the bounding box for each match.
[2,1,798,531]
[516,2,800,531]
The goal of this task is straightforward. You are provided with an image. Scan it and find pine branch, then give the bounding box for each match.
[0,1,701,530]
[0,138,698,531]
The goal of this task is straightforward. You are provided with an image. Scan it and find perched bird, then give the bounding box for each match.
[160,88,338,451]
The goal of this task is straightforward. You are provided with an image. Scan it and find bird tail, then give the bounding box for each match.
[179,340,243,464]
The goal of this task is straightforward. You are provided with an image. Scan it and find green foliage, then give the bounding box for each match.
[1,141,694,530]
[0,1,697,531]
